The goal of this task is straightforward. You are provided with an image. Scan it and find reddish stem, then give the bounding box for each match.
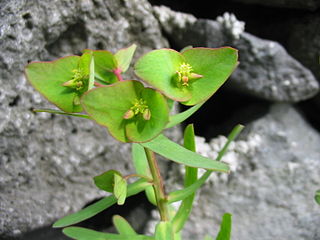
[113,68,123,81]
[94,82,105,87]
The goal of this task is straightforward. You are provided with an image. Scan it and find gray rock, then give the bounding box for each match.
[175,104,320,240]
[0,0,176,238]
[153,7,319,102]
[231,0,320,11]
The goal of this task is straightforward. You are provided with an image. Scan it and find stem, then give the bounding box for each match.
[94,81,105,87]
[144,147,169,221]
[113,68,123,81]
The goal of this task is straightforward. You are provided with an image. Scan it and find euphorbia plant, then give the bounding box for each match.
[25,44,243,240]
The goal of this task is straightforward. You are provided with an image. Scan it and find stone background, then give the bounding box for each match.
[1,0,320,239]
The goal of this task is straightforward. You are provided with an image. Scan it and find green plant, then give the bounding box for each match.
[25,44,243,240]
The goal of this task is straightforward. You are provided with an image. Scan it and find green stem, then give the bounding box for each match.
[144,147,169,221]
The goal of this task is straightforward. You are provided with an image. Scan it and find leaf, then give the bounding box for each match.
[112,215,137,236]
[90,50,118,84]
[53,179,151,228]
[141,134,230,172]
[63,227,153,240]
[155,222,174,240]
[315,190,320,205]
[172,124,198,233]
[115,44,137,72]
[215,124,244,162]
[33,108,90,119]
[168,124,244,204]
[166,102,204,129]
[89,54,95,90]
[182,47,238,106]
[134,49,191,102]
[215,213,232,240]
[25,56,82,113]
[114,174,127,205]
[93,170,121,193]
[81,80,169,143]
[131,144,156,205]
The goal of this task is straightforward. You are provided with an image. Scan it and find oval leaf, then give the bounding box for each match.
[134,49,191,102]
[114,174,127,205]
[25,56,82,113]
[182,47,238,105]
[115,44,137,72]
[81,80,169,143]
[94,170,121,193]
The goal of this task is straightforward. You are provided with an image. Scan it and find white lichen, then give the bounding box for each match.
[216,12,245,40]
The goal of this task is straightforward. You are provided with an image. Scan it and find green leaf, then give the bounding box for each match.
[155,222,174,240]
[91,50,118,84]
[134,49,191,102]
[141,134,229,172]
[172,124,198,233]
[114,174,127,205]
[112,215,137,236]
[93,170,121,193]
[115,44,137,72]
[315,190,320,205]
[131,144,156,205]
[166,102,204,129]
[215,213,232,240]
[63,227,153,240]
[215,124,244,162]
[81,80,169,143]
[182,47,238,106]
[25,56,82,113]
[180,45,193,52]
[33,108,90,119]
[135,47,238,106]
[168,124,244,204]
[89,54,95,90]
[53,179,151,228]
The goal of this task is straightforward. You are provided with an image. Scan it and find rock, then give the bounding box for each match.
[153,7,319,102]
[231,0,320,11]
[172,104,320,240]
[0,0,176,238]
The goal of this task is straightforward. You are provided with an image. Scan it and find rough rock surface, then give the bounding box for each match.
[231,0,320,11]
[153,6,319,102]
[171,104,320,240]
[0,0,174,238]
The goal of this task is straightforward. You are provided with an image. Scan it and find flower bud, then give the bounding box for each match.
[123,109,135,119]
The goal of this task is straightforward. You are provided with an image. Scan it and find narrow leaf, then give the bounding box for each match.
[155,222,174,240]
[93,170,121,193]
[63,227,153,240]
[169,124,244,204]
[33,108,90,119]
[166,102,204,129]
[216,124,244,162]
[88,54,95,90]
[215,213,232,240]
[172,124,198,233]
[315,190,320,205]
[53,179,151,228]
[115,44,137,72]
[141,134,229,172]
[114,174,128,205]
[132,144,156,205]
[113,215,137,236]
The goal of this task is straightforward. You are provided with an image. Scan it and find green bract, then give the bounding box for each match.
[86,44,137,84]
[134,47,238,105]
[81,80,169,143]
[25,53,94,113]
